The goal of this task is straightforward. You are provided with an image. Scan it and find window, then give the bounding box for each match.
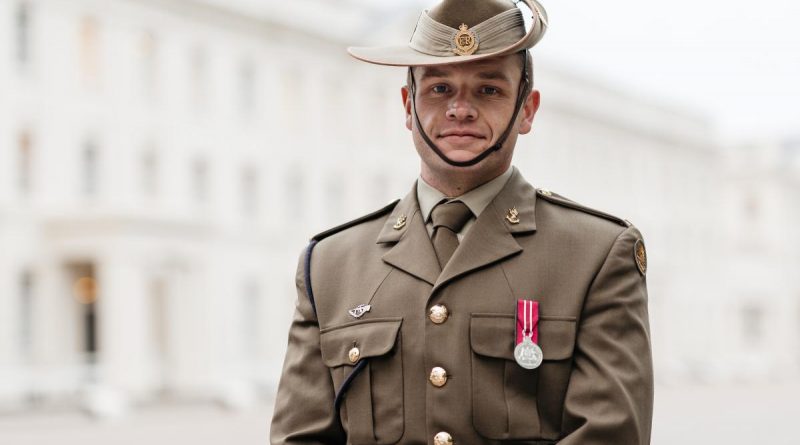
[241,165,258,218]
[81,140,98,197]
[239,59,256,115]
[741,303,764,347]
[141,147,158,198]
[140,30,158,99]
[325,174,344,223]
[15,1,32,66]
[189,45,207,108]
[242,280,261,357]
[281,68,303,130]
[69,263,98,359]
[192,157,208,203]
[148,278,168,363]
[286,165,305,219]
[743,190,759,222]
[18,130,33,195]
[79,16,101,83]
[18,270,34,360]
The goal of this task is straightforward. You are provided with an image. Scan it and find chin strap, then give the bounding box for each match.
[408,51,530,168]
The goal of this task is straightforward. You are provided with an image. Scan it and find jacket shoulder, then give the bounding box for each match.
[311,199,400,242]
[536,188,631,228]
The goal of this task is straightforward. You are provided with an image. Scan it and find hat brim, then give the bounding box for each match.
[347,45,518,67]
[347,0,547,67]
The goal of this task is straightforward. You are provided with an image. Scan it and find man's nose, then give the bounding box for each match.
[446,96,477,121]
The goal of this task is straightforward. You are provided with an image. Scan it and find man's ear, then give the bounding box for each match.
[518,89,540,135]
[401,86,413,131]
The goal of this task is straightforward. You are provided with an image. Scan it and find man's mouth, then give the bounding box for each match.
[438,130,486,142]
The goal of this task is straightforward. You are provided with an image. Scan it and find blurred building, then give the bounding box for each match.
[0,0,798,417]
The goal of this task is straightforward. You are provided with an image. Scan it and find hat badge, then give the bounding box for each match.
[453,24,478,56]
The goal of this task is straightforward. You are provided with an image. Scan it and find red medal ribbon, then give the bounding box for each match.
[515,299,539,345]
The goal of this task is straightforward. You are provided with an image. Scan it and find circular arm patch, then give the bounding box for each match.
[634,239,647,276]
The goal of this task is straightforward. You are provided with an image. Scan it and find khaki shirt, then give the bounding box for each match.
[417,166,513,241]
[271,167,654,444]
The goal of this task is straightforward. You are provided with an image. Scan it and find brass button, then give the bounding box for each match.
[348,347,360,363]
[429,304,449,324]
[434,431,453,445]
[429,367,448,387]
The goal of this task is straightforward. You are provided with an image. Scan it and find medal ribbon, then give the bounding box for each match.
[515,299,539,345]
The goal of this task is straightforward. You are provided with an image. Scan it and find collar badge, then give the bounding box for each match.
[393,215,407,230]
[506,207,520,225]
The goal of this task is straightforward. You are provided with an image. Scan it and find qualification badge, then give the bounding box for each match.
[514,299,543,370]
[348,304,371,319]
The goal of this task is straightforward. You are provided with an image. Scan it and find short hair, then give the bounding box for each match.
[407,50,534,98]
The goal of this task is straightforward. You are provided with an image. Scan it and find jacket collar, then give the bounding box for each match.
[376,166,538,288]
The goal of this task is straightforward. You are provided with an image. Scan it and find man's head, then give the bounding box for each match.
[400,51,540,188]
[347,0,548,192]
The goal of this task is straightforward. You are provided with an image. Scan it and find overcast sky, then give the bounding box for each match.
[380,0,800,143]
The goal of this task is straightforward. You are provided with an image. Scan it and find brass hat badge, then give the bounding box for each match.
[453,24,478,56]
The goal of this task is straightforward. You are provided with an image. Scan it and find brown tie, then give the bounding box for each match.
[431,201,473,268]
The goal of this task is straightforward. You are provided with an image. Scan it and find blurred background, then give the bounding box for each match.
[0,0,798,443]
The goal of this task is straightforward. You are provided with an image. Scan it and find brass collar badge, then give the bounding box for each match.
[505,207,520,224]
[453,24,478,56]
[393,215,407,230]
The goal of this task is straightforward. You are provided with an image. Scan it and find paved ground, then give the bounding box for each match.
[0,382,798,444]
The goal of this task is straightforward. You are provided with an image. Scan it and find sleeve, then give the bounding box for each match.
[270,249,346,445]
[557,226,654,444]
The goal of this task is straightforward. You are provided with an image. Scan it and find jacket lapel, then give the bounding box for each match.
[432,168,538,293]
[376,183,441,286]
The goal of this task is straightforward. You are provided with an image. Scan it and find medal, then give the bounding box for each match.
[514,335,543,369]
[514,299,543,369]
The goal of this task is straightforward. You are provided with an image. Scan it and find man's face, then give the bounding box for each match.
[401,54,540,181]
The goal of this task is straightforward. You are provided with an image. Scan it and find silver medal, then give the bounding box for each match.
[514,335,543,370]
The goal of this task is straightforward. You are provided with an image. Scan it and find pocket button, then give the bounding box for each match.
[348,346,360,363]
[434,431,453,445]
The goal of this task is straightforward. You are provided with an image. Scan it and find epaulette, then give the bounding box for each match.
[311,199,400,242]
[536,188,631,228]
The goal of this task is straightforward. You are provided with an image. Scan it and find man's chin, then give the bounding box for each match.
[438,147,487,163]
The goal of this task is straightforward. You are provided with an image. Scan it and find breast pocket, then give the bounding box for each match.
[320,318,404,445]
[470,313,577,441]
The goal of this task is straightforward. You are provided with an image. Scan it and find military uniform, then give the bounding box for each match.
[271,168,653,444]
[271,0,653,443]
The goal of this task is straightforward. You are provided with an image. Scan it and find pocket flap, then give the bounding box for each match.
[470,314,577,361]
[320,318,402,367]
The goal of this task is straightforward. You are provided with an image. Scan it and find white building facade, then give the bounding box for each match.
[0,0,797,416]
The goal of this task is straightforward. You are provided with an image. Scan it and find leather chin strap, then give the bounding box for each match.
[408,51,530,168]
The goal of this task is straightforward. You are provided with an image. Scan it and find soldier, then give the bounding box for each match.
[271,0,653,444]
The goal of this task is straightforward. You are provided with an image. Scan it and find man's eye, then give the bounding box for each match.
[481,86,500,95]
[431,85,449,94]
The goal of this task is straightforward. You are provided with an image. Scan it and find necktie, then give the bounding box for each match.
[430,201,473,268]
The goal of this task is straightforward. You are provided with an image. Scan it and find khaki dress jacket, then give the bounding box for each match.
[271,168,654,445]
